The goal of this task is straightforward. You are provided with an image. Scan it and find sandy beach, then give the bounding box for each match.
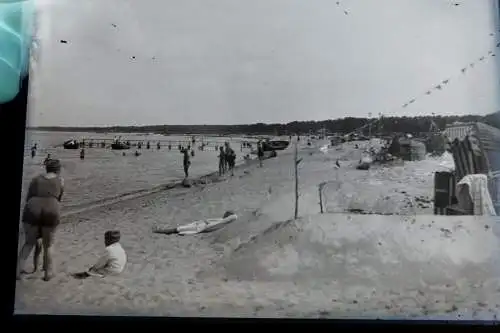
[14,140,500,320]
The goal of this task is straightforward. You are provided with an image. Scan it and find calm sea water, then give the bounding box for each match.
[21,130,255,212]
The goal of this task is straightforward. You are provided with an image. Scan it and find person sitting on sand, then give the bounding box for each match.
[17,159,64,281]
[88,230,127,277]
[218,146,226,176]
[183,149,191,178]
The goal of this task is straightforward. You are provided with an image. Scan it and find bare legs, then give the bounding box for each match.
[17,224,55,281]
[17,223,38,279]
[33,239,42,273]
[41,226,56,281]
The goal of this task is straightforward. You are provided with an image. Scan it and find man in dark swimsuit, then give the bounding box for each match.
[224,142,236,176]
[218,146,226,176]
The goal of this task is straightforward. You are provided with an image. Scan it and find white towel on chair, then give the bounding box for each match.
[456,174,496,216]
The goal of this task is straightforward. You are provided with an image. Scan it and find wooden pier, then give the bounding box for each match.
[56,137,259,149]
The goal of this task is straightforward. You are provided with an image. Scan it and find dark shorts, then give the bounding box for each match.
[23,223,56,246]
[22,197,60,227]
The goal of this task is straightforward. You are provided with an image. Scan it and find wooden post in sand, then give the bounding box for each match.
[318,182,325,214]
[294,140,299,219]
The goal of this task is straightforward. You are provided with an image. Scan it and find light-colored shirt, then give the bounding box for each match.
[92,242,127,275]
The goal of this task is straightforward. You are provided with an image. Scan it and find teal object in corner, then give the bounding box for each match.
[0,0,34,103]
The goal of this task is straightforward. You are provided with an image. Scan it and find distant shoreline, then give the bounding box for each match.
[25,112,500,137]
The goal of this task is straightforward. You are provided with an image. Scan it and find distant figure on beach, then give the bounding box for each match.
[122,152,126,156]
[31,145,36,158]
[168,144,172,151]
[80,148,85,160]
[17,159,64,281]
[218,146,226,176]
[187,144,191,151]
[146,141,151,149]
[225,142,236,176]
[87,230,127,277]
[101,141,106,148]
[178,144,182,151]
[257,142,264,167]
[157,141,161,150]
[183,149,191,178]
[43,154,51,166]
[191,149,195,157]
[135,150,141,157]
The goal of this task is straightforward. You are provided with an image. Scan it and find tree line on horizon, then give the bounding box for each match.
[29,112,500,137]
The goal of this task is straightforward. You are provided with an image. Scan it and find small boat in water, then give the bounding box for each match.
[63,139,80,149]
[262,140,289,151]
[111,142,131,150]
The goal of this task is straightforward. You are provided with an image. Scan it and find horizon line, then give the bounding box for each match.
[27,112,494,129]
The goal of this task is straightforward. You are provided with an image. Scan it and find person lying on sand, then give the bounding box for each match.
[73,230,126,279]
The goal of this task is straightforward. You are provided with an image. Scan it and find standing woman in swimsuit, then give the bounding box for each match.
[17,159,64,281]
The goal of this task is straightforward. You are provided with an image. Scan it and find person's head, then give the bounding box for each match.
[219,146,224,152]
[104,230,121,247]
[45,159,61,174]
[223,210,234,218]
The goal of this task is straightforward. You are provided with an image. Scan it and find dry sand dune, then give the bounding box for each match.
[14,140,500,320]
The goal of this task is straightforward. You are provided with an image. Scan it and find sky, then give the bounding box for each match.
[28,0,500,126]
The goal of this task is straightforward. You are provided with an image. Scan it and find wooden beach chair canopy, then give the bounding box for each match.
[445,122,500,214]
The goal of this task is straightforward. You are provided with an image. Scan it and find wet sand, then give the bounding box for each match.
[14,140,500,320]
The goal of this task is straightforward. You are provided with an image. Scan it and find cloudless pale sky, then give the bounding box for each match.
[28,0,500,126]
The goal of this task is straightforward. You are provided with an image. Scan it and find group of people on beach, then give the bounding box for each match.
[17,157,127,281]
[181,140,238,179]
[18,136,274,282]
[217,142,237,177]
